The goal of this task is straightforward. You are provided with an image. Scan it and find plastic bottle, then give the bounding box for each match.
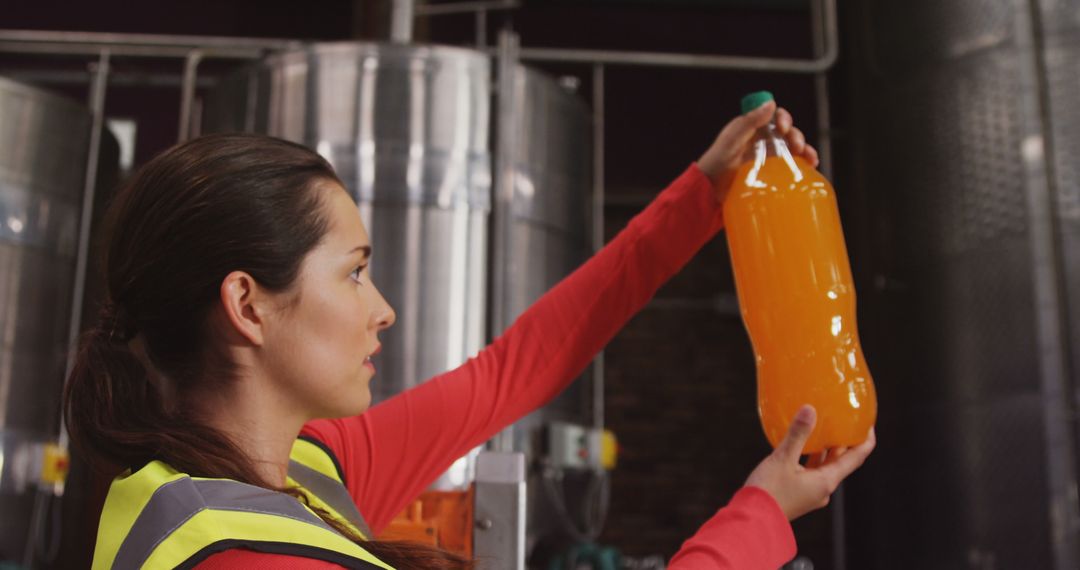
[723,91,876,453]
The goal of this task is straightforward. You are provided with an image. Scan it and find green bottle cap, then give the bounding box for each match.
[740,91,775,114]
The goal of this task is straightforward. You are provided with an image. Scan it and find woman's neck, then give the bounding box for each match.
[195,376,307,488]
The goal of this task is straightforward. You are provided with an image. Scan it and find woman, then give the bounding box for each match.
[65,100,874,569]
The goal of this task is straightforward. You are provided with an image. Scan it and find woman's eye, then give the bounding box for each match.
[350,265,367,284]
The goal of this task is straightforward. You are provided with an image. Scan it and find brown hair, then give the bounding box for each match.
[63,133,472,569]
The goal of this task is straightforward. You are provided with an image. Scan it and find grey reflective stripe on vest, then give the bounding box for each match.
[288,459,374,539]
[113,477,337,569]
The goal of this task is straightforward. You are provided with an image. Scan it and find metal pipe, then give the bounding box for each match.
[0,41,265,59]
[476,9,487,48]
[490,29,520,453]
[1,69,217,88]
[591,63,605,432]
[178,50,204,142]
[515,43,833,72]
[0,30,299,59]
[811,0,834,177]
[807,0,842,566]
[416,0,519,16]
[391,0,415,42]
[63,48,111,445]
[0,29,298,51]
[0,41,203,58]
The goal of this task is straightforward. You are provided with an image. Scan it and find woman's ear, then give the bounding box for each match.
[219,271,267,346]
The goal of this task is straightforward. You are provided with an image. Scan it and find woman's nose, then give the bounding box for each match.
[370,287,396,331]
[375,304,396,331]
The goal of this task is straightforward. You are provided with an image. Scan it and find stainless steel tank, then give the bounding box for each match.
[496,66,594,448]
[0,76,91,563]
[204,43,492,402]
[839,1,1080,568]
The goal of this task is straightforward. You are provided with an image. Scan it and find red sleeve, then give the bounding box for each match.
[195,549,347,569]
[302,164,728,533]
[669,486,797,569]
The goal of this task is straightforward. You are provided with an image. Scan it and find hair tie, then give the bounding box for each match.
[100,302,137,344]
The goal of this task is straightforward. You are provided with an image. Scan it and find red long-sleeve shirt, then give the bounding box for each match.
[197,164,797,569]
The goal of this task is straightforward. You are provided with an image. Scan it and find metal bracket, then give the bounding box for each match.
[473,451,527,570]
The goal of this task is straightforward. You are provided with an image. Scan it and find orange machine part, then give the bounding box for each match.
[378,487,474,558]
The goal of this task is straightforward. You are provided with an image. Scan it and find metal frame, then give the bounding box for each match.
[490,29,521,454]
[0,0,837,130]
[473,451,527,568]
[392,0,416,43]
[414,0,520,47]
[0,31,301,143]
[591,63,605,433]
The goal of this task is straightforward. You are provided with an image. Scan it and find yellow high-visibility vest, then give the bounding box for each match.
[92,437,392,569]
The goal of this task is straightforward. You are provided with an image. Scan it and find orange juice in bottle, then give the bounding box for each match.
[724,91,876,453]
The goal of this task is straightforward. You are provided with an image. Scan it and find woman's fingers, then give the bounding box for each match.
[787,127,807,154]
[819,429,876,485]
[775,108,821,167]
[696,100,777,184]
[807,445,849,469]
[746,100,778,130]
[726,100,777,154]
[775,107,793,134]
[804,144,820,168]
[775,405,817,463]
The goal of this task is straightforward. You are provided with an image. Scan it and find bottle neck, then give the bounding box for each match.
[744,118,806,184]
[755,121,789,159]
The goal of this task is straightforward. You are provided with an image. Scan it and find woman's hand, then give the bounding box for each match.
[744,405,875,521]
[696,101,821,201]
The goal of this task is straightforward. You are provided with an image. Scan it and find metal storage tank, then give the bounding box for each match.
[838,1,1080,567]
[204,43,492,403]
[0,77,91,563]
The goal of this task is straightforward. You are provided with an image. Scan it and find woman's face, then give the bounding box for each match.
[262,181,395,419]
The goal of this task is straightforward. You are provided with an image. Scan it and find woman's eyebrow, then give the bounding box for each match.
[347,245,372,260]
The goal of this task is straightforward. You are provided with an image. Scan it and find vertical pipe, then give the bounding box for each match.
[808,0,842,567]
[476,9,488,48]
[591,63,605,431]
[178,49,203,142]
[244,67,259,132]
[810,0,833,177]
[491,29,520,453]
[61,48,111,444]
[391,0,415,43]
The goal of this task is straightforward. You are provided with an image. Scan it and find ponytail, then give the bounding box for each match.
[64,304,251,479]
